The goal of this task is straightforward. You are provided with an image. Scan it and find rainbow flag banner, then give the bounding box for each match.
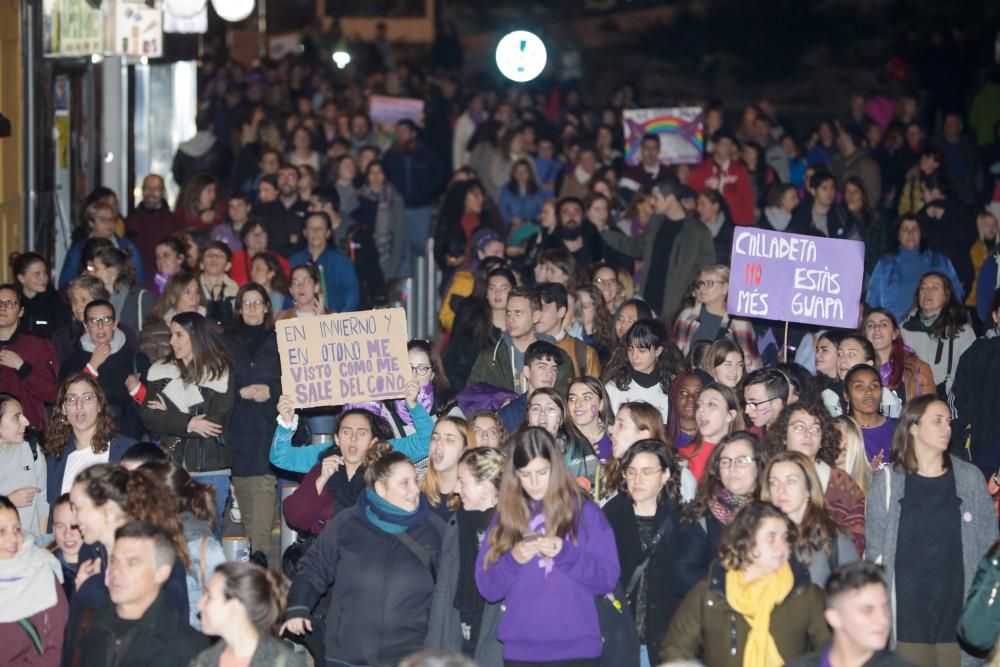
[623,107,704,166]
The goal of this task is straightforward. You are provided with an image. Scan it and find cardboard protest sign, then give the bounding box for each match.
[727,228,864,329]
[276,308,411,409]
[623,107,704,166]
[369,95,425,126]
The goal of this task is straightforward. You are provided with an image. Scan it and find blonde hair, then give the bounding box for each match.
[699,264,731,283]
[421,416,473,509]
[615,266,636,301]
[458,447,506,497]
[834,416,871,494]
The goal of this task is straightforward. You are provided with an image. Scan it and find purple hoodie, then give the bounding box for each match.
[475,498,620,662]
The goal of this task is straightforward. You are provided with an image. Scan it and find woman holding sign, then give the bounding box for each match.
[269,377,431,475]
[672,265,761,373]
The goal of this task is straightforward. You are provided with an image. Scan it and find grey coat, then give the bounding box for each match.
[425,516,504,667]
[600,213,716,321]
[865,457,997,667]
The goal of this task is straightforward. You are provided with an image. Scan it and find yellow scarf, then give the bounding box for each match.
[725,562,794,667]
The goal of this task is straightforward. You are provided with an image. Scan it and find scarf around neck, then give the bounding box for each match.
[725,562,794,667]
[707,489,752,525]
[326,462,367,512]
[357,486,428,534]
[454,507,493,625]
[394,384,434,426]
[81,327,127,355]
[0,540,64,623]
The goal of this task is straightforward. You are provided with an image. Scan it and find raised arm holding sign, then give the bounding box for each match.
[275,307,413,409]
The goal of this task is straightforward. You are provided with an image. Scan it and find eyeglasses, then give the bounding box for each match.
[86,315,115,327]
[718,455,755,470]
[594,277,619,287]
[789,421,822,436]
[528,405,561,418]
[410,364,432,377]
[241,300,266,310]
[473,428,500,440]
[63,393,97,406]
[694,279,724,289]
[624,467,664,480]
[744,397,779,412]
[0,299,19,311]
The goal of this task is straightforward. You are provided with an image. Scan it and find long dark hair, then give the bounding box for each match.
[683,431,764,521]
[407,338,455,413]
[439,178,499,237]
[454,265,515,348]
[484,428,585,568]
[92,245,138,290]
[142,459,217,529]
[864,308,904,389]
[167,312,233,384]
[910,271,969,340]
[606,319,684,392]
[506,158,539,195]
[890,395,952,475]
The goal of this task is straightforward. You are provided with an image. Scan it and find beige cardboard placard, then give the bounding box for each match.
[276,308,411,409]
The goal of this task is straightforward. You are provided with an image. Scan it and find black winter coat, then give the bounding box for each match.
[286,503,446,666]
[21,287,71,339]
[61,344,150,439]
[919,195,978,296]
[70,590,209,667]
[666,511,727,601]
[139,362,236,472]
[603,494,683,658]
[222,326,281,477]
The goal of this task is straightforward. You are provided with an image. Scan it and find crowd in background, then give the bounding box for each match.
[2,22,1000,667]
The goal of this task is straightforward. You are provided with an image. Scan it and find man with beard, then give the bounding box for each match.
[125,174,184,272]
[541,197,604,268]
[257,164,309,257]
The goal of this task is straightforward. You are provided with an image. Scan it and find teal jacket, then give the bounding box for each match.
[269,402,434,473]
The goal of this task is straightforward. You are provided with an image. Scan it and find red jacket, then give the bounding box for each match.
[283,464,334,535]
[0,329,59,428]
[688,158,755,226]
[229,249,290,287]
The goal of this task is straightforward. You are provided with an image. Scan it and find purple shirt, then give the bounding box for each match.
[862,418,897,469]
[593,433,613,462]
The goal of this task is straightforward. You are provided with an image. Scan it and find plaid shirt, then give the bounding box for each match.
[672,302,762,371]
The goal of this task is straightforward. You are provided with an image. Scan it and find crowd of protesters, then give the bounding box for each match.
[2,23,1000,667]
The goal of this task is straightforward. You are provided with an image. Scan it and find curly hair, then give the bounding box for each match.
[44,374,117,461]
[73,463,190,568]
[605,319,685,393]
[760,451,841,563]
[573,284,614,352]
[764,400,842,466]
[620,439,682,506]
[683,431,764,522]
[719,500,797,572]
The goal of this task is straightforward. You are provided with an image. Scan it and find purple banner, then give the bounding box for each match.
[727,228,864,328]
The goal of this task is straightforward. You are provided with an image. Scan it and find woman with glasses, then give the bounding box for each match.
[669,432,764,599]
[760,451,858,586]
[591,262,625,315]
[59,299,150,439]
[469,411,505,448]
[765,401,865,555]
[43,374,136,507]
[518,388,600,490]
[673,265,760,371]
[221,284,280,563]
[277,264,327,321]
[604,440,683,667]
[391,340,457,437]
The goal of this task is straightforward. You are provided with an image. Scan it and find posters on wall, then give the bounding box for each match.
[622,107,704,166]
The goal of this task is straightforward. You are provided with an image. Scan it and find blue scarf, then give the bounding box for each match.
[357,487,429,534]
